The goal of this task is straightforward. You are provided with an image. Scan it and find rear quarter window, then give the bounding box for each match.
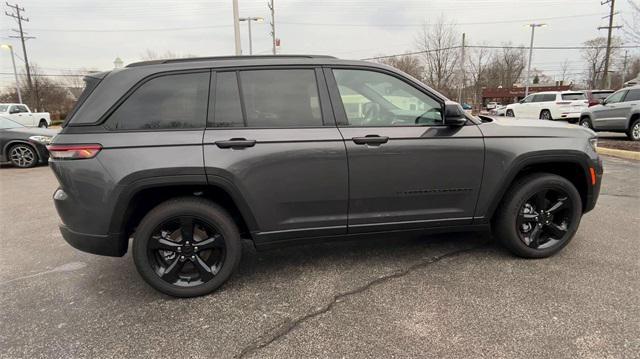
[105,72,210,130]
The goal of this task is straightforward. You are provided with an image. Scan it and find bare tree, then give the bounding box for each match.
[582,36,622,88]
[623,0,640,45]
[466,45,491,109]
[140,49,197,60]
[415,15,460,97]
[378,55,424,81]
[0,64,75,114]
[559,59,572,83]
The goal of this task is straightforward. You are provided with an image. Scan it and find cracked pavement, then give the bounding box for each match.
[1,155,639,358]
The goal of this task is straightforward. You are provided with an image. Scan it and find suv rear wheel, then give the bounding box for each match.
[494,173,582,258]
[132,198,242,297]
[539,110,552,121]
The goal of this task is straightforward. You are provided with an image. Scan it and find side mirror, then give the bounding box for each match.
[444,103,467,126]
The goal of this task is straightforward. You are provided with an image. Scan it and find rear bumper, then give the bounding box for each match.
[59,224,127,257]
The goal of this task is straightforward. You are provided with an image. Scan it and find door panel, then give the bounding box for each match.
[203,128,348,240]
[339,126,484,232]
[593,90,627,129]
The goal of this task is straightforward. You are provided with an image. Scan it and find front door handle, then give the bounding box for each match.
[214,138,256,149]
[352,135,389,145]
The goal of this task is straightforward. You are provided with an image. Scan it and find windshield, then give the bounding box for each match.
[0,105,9,112]
[592,92,613,100]
[0,116,24,129]
[561,93,586,101]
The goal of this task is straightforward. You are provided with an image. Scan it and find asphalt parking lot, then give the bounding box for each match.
[1,155,639,358]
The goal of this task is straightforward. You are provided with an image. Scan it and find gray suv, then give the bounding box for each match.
[579,85,640,141]
[50,55,602,297]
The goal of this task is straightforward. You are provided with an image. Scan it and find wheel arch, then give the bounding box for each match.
[3,140,41,160]
[110,177,258,249]
[485,151,594,221]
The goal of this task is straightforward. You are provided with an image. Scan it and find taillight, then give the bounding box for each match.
[47,144,102,160]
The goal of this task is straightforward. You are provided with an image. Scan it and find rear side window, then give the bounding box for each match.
[561,93,586,101]
[624,89,640,102]
[106,72,209,130]
[240,69,322,127]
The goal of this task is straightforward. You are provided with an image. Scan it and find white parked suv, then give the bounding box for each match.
[0,103,51,128]
[505,91,588,122]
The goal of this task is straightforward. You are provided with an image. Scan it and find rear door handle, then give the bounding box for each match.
[352,135,389,145]
[214,138,256,149]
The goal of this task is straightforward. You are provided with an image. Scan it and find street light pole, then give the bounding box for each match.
[239,17,263,55]
[232,0,242,55]
[524,23,545,98]
[1,44,22,103]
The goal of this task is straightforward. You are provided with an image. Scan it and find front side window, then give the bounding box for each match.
[605,90,626,104]
[624,89,640,102]
[16,105,29,112]
[333,69,442,126]
[106,72,209,130]
[522,95,534,103]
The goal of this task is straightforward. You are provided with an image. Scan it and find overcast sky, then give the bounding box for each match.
[1,0,637,90]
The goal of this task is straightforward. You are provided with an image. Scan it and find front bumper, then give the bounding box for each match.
[584,156,603,213]
[59,224,127,257]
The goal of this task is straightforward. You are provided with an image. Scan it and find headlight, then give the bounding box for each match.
[589,137,598,151]
[28,135,52,145]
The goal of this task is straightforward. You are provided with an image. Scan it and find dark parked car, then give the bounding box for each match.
[50,55,602,297]
[579,85,640,141]
[0,115,55,168]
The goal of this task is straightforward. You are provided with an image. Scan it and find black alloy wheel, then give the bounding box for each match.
[147,216,226,287]
[133,198,242,297]
[506,109,515,117]
[516,189,573,250]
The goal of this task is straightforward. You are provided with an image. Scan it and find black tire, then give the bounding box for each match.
[539,110,552,121]
[626,118,640,141]
[579,117,593,130]
[494,173,582,258]
[506,109,515,117]
[132,197,242,297]
[8,143,38,168]
[38,120,48,128]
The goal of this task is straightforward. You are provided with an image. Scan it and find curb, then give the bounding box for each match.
[597,147,640,161]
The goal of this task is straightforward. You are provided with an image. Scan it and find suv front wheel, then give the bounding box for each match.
[494,173,582,258]
[132,198,242,297]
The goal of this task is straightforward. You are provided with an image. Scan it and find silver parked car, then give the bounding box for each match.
[579,85,640,141]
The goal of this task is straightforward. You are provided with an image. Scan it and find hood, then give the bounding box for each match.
[5,127,58,137]
[479,116,596,139]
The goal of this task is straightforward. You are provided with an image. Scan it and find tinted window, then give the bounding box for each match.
[522,95,534,103]
[333,69,442,126]
[240,69,322,127]
[562,93,586,101]
[624,89,640,102]
[605,90,626,104]
[592,91,613,100]
[210,72,244,127]
[106,72,209,130]
[16,105,29,112]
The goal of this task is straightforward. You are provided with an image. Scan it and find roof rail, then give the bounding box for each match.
[126,55,337,68]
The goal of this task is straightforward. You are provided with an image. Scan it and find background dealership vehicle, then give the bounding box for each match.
[0,103,51,128]
[49,56,602,297]
[486,101,500,110]
[579,85,640,140]
[583,89,614,107]
[505,91,588,121]
[0,115,55,168]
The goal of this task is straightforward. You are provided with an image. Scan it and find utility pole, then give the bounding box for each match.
[621,50,629,86]
[458,33,465,104]
[239,17,263,55]
[232,0,242,55]
[5,2,34,99]
[268,0,276,54]
[1,44,22,103]
[599,0,622,89]
[524,23,546,97]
